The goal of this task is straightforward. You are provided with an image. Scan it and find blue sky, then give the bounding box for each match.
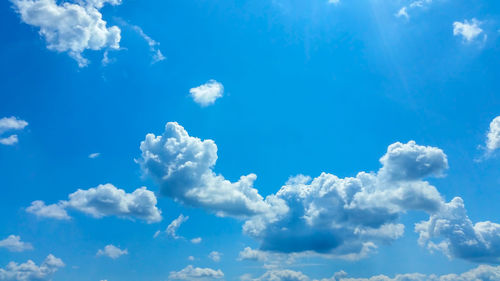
[1,0,500,280]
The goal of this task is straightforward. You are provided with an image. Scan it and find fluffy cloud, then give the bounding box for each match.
[243,141,446,258]
[238,247,269,262]
[486,116,500,153]
[11,0,121,67]
[26,201,70,220]
[96,244,128,259]
[88,152,100,159]
[0,236,33,252]
[453,19,485,43]
[168,265,224,280]
[189,80,224,107]
[0,254,64,281]
[0,117,28,146]
[138,122,270,217]
[415,197,500,263]
[244,265,500,281]
[190,237,202,244]
[27,184,162,223]
[208,251,222,262]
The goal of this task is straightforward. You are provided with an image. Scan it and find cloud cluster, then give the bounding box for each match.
[168,265,224,280]
[0,117,28,146]
[138,122,269,217]
[453,19,485,43]
[189,80,224,107]
[140,122,500,263]
[244,264,500,281]
[27,183,161,223]
[486,116,500,153]
[0,235,33,252]
[96,244,128,259]
[11,0,121,67]
[0,254,64,281]
[243,141,446,259]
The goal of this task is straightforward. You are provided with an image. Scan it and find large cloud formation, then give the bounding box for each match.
[140,122,500,263]
[0,254,64,281]
[27,183,161,223]
[11,0,121,67]
[244,264,500,281]
[138,122,270,217]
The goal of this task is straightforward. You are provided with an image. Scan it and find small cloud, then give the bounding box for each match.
[96,245,128,259]
[0,116,28,145]
[26,201,71,220]
[190,237,202,244]
[208,251,222,262]
[168,265,224,280]
[0,135,19,146]
[89,153,101,159]
[188,256,195,261]
[396,7,409,19]
[189,80,224,107]
[328,0,340,5]
[116,19,166,64]
[0,255,64,280]
[154,214,189,239]
[0,235,33,252]
[453,18,485,43]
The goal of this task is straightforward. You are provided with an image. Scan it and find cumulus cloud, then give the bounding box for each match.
[138,122,500,262]
[208,251,222,262]
[0,236,33,252]
[415,197,500,263]
[189,80,224,107]
[96,244,128,259]
[0,254,64,281]
[244,265,500,281]
[11,0,121,67]
[453,19,485,43]
[26,201,70,220]
[243,141,446,259]
[0,117,28,146]
[138,122,269,217]
[168,265,224,280]
[27,184,162,223]
[486,116,500,153]
[238,247,269,262]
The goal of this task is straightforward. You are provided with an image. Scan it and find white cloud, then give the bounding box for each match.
[328,0,340,5]
[188,256,195,261]
[238,247,269,262]
[453,19,485,43]
[0,254,64,281]
[163,214,189,239]
[0,117,28,146]
[395,0,432,19]
[486,116,500,153]
[89,153,100,159]
[26,201,70,220]
[0,135,19,146]
[189,80,224,107]
[208,251,222,262]
[27,184,162,223]
[0,236,33,252]
[243,264,500,281]
[96,244,128,259]
[243,141,446,259]
[415,197,500,263]
[138,122,269,217]
[130,24,165,64]
[11,0,121,67]
[190,237,202,244]
[168,265,224,280]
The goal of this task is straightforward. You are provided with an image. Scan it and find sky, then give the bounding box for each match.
[1,0,500,280]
